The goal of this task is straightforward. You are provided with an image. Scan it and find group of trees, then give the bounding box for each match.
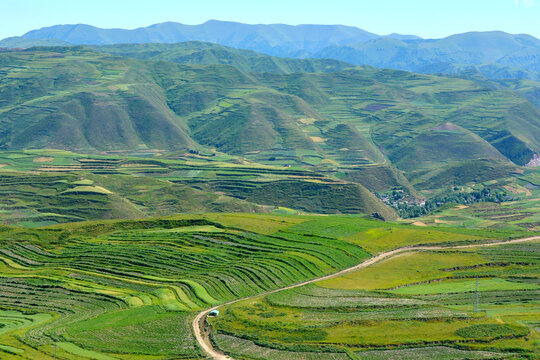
[379,188,514,218]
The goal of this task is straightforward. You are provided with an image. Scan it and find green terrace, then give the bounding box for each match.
[212,240,540,359]
[0,150,397,226]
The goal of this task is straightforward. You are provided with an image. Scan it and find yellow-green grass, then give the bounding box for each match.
[0,310,52,336]
[0,344,24,355]
[343,226,489,253]
[322,319,512,346]
[62,306,197,356]
[354,346,507,360]
[147,225,225,233]
[283,216,518,254]
[213,238,539,358]
[60,185,112,195]
[56,342,118,360]
[0,214,380,358]
[193,213,309,234]
[318,251,484,290]
[216,298,528,347]
[389,277,539,295]
[1,214,536,359]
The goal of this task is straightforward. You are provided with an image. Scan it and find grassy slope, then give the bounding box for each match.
[1,45,539,206]
[213,236,539,359]
[0,214,531,359]
[0,150,397,223]
[0,171,266,226]
[0,47,195,152]
[91,41,353,74]
[2,47,539,170]
[403,167,540,231]
[391,123,509,171]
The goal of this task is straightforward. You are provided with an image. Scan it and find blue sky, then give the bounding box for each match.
[2,0,539,39]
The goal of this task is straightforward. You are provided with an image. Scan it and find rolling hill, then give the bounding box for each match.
[91,41,353,74]
[1,46,539,174]
[390,122,510,171]
[1,18,539,360]
[1,44,540,223]
[0,150,398,224]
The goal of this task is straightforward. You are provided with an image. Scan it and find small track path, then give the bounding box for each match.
[193,235,540,359]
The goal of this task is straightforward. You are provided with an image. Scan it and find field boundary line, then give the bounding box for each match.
[192,235,540,360]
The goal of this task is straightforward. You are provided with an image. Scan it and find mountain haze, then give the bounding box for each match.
[13,21,540,80]
[22,20,382,57]
[315,31,540,80]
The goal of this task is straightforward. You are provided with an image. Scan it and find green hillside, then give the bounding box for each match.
[92,42,353,74]
[2,46,538,168]
[391,122,509,171]
[0,213,532,359]
[2,20,538,360]
[0,47,195,152]
[215,238,539,359]
[1,45,540,217]
[0,150,397,224]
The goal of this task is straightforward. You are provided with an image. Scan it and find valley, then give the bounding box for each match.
[1,11,540,359]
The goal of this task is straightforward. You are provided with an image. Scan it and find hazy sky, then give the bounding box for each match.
[2,0,539,40]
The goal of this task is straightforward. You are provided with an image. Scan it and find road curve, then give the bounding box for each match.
[193,235,540,359]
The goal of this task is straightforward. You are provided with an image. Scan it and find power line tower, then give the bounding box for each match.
[474,276,479,314]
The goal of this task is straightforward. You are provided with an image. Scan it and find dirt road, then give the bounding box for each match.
[193,235,540,359]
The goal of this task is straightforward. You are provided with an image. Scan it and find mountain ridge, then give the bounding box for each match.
[20,20,382,57]
[9,21,540,80]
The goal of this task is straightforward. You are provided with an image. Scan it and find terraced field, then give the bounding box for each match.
[406,167,540,232]
[212,238,540,359]
[2,46,538,195]
[0,214,527,359]
[0,150,396,226]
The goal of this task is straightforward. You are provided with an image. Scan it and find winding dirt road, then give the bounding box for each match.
[193,236,540,360]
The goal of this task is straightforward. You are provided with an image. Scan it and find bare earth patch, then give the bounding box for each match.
[455,205,468,210]
[310,136,325,143]
[412,221,428,227]
[33,157,54,163]
[503,185,532,196]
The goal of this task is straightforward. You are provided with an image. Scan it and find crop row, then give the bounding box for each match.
[1,227,369,310]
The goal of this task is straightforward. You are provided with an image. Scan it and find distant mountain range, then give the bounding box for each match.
[2,20,540,80]
[314,31,540,80]
[18,20,390,57]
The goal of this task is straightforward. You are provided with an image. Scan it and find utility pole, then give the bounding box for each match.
[474,276,479,314]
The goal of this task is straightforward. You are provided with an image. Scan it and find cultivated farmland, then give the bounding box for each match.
[212,237,540,359]
[0,214,534,359]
